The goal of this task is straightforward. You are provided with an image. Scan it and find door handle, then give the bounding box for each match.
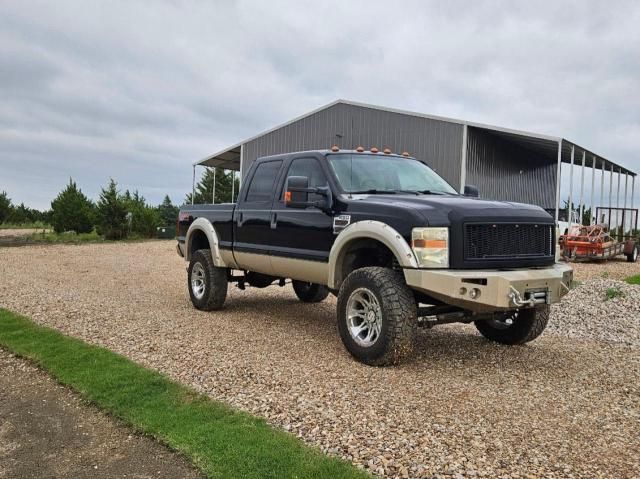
[237,212,244,227]
[270,212,278,229]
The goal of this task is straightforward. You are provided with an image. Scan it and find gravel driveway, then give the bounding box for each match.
[0,242,638,478]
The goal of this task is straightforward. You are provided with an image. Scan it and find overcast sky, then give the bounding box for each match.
[1,1,639,210]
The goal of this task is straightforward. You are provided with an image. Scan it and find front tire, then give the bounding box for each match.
[188,249,228,311]
[626,245,638,263]
[475,305,549,345]
[337,267,417,366]
[292,281,329,303]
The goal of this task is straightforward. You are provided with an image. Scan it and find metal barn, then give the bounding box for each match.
[194,99,636,225]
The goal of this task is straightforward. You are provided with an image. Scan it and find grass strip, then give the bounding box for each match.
[625,274,640,285]
[0,309,368,479]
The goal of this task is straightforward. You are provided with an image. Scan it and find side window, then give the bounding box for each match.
[245,160,282,203]
[282,157,328,201]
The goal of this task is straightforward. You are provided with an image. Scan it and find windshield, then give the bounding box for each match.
[327,154,458,195]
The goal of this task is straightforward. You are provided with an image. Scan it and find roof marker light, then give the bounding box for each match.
[356,146,365,152]
[383,148,391,154]
[331,145,340,152]
[402,151,410,157]
[370,147,379,153]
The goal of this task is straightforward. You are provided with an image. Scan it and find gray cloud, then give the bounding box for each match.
[1,0,639,210]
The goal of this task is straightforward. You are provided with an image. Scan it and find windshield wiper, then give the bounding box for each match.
[349,189,397,194]
[416,190,446,195]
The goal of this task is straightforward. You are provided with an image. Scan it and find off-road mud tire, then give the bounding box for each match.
[475,305,550,345]
[188,249,228,311]
[337,267,417,366]
[292,281,330,303]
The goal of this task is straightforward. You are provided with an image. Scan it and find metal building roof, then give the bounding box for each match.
[196,99,635,177]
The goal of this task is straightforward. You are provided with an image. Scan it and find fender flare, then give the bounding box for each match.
[184,217,227,267]
[327,220,418,289]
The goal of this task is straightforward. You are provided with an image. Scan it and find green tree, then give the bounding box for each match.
[122,189,160,238]
[157,195,179,226]
[0,191,13,223]
[96,179,128,240]
[50,179,95,233]
[185,167,239,204]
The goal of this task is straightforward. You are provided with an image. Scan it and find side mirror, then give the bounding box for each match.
[285,176,310,207]
[463,185,479,198]
[285,176,333,212]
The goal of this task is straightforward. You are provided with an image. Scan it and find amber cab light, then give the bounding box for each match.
[370,147,379,153]
[331,145,340,152]
[356,146,365,152]
[383,148,391,154]
[401,151,410,157]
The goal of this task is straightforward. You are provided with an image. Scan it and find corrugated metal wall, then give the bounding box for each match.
[465,127,556,209]
[242,103,464,188]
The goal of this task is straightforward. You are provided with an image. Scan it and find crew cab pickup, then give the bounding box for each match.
[177,148,573,365]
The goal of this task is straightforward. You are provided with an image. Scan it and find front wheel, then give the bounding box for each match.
[474,305,549,345]
[337,267,417,366]
[292,281,329,303]
[188,249,228,311]
[626,244,638,263]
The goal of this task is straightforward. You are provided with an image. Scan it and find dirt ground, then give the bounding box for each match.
[0,349,202,479]
[0,242,639,478]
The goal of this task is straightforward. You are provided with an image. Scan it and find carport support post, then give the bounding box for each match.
[590,156,596,224]
[616,168,621,209]
[231,170,235,202]
[554,140,562,223]
[568,145,575,230]
[578,150,586,225]
[192,165,195,205]
[212,167,216,204]
[609,164,614,207]
[599,160,605,222]
[624,172,629,234]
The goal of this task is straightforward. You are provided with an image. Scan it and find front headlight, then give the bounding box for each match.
[411,227,449,268]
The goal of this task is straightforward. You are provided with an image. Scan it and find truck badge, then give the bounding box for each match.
[333,215,351,234]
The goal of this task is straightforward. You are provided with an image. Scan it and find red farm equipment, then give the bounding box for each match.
[559,207,639,262]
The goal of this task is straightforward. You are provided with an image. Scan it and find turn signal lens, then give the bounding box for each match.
[284,191,292,202]
[411,227,449,268]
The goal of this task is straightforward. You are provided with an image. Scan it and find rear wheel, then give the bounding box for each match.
[626,244,638,263]
[475,305,549,345]
[337,267,417,366]
[188,249,228,311]
[292,281,329,303]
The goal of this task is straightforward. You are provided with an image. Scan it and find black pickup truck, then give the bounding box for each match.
[177,148,573,365]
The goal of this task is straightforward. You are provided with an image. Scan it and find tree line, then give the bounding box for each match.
[0,167,239,239]
[0,179,180,240]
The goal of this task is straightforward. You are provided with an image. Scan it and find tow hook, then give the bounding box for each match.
[508,287,545,307]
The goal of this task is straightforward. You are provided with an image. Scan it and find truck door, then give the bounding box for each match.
[269,156,335,284]
[233,159,284,275]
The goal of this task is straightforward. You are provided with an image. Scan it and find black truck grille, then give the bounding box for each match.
[464,223,554,260]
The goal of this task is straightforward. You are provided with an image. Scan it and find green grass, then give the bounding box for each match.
[28,230,104,243]
[605,287,624,301]
[625,274,640,285]
[0,221,51,229]
[0,309,368,479]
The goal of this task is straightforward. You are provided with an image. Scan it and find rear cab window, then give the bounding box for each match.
[244,160,283,203]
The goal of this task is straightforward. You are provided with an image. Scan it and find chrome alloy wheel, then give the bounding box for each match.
[191,262,206,300]
[346,287,382,347]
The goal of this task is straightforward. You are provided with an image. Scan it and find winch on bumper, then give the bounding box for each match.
[403,263,573,312]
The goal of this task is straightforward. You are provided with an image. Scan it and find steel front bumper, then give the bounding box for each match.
[404,263,573,312]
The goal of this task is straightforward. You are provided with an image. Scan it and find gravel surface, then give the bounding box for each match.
[566,256,640,281]
[1,242,639,478]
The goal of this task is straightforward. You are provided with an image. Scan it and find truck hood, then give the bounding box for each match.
[348,193,553,226]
